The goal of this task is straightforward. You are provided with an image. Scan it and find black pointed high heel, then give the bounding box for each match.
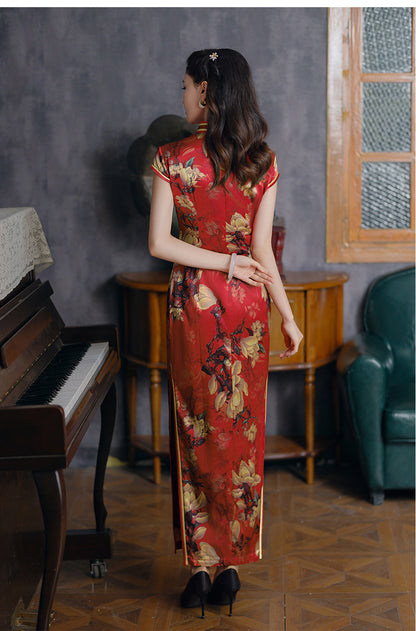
[208,568,241,616]
[180,571,212,618]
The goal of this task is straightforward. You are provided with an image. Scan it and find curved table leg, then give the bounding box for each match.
[305,367,316,484]
[150,367,162,485]
[94,382,116,533]
[126,365,138,467]
[33,469,66,631]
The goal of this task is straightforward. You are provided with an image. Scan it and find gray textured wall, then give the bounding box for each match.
[0,8,405,463]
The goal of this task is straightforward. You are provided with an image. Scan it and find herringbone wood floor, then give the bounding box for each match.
[30,461,414,630]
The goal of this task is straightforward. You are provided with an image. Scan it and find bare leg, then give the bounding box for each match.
[214,564,238,580]
[191,565,209,576]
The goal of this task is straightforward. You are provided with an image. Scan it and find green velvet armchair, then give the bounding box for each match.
[337,267,415,505]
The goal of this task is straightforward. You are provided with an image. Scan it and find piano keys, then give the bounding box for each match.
[16,341,110,422]
[0,275,120,630]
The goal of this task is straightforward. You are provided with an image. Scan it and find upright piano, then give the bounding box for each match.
[0,272,120,630]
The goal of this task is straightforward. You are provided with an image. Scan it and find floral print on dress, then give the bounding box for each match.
[183,484,212,559]
[175,194,196,213]
[169,267,201,321]
[232,459,262,527]
[241,321,267,368]
[151,125,278,567]
[201,306,267,422]
[183,412,213,446]
[169,155,207,192]
[226,212,252,254]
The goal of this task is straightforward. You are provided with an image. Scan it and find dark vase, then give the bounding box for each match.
[271,218,286,280]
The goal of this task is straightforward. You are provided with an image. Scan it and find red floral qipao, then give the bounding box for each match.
[151,122,278,567]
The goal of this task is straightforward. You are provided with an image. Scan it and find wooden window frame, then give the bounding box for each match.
[326,7,415,263]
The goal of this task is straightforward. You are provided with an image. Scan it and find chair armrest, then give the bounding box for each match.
[337,332,394,376]
[337,333,393,491]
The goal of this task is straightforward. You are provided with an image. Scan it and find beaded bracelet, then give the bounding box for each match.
[227,252,237,282]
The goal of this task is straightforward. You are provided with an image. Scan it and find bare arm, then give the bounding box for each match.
[148,174,273,286]
[252,183,303,357]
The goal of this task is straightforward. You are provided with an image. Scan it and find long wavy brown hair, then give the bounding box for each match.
[186,48,274,189]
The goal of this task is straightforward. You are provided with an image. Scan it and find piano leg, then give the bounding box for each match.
[94,381,116,532]
[32,469,66,631]
[63,382,116,575]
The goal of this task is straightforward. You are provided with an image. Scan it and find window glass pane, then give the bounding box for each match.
[361,162,411,229]
[362,83,411,152]
[363,8,412,73]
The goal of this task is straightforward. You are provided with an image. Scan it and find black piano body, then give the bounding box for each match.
[0,274,120,630]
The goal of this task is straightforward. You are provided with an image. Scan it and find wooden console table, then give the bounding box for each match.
[116,270,349,484]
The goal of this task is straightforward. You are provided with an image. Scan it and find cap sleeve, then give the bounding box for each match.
[151,146,171,183]
[264,153,279,190]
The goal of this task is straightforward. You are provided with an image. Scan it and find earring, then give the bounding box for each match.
[198,99,207,109]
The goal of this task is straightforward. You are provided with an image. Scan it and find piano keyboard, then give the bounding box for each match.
[17,342,109,422]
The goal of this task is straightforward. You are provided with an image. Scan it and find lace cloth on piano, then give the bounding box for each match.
[0,207,53,300]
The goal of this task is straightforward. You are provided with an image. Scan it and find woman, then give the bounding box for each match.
[149,48,302,617]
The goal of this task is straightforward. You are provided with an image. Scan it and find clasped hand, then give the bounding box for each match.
[232,254,273,287]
